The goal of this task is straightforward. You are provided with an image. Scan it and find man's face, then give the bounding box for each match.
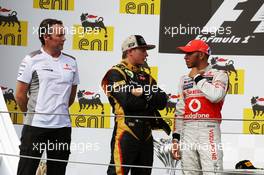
[184,52,200,68]
[45,24,65,51]
[129,47,148,65]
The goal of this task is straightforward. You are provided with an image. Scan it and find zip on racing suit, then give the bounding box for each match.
[102,60,171,175]
[173,65,229,175]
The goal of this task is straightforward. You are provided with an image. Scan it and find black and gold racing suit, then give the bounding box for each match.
[102,60,170,175]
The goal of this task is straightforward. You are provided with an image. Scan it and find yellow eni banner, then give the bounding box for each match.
[227,69,244,95]
[159,110,175,131]
[72,25,114,51]
[6,101,24,125]
[70,102,111,128]
[120,0,160,15]
[243,108,264,134]
[6,98,111,129]
[150,67,175,130]
[33,0,74,10]
[149,66,158,81]
[0,21,27,46]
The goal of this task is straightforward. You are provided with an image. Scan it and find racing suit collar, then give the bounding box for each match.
[202,64,212,73]
[121,60,141,72]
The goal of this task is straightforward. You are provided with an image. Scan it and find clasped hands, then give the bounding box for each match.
[171,140,181,160]
[131,87,143,96]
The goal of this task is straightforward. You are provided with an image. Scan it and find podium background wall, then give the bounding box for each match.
[1,0,264,173]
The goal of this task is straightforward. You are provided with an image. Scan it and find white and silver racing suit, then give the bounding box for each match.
[174,65,229,175]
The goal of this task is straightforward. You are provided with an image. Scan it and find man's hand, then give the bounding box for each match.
[15,81,29,112]
[188,67,204,79]
[171,140,181,160]
[131,87,143,96]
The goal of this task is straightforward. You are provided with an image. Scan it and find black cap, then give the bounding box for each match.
[235,160,257,169]
[121,35,155,52]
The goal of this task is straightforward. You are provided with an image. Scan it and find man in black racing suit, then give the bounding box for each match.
[101,35,171,175]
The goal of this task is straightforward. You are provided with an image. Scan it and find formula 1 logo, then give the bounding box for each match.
[201,0,264,34]
[159,0,264,55]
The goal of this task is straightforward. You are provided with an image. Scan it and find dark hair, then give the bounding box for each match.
[38,18,63,45]
[122,50,128,59]
[203,52,209,60]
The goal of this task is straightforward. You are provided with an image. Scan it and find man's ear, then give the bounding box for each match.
[43,34,50,42]
[127,49,133,55]
[199,52,205,60]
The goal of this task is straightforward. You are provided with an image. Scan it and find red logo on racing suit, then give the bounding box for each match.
[209,128,217,160]
[63,64,72,70]
[188,99,201,112]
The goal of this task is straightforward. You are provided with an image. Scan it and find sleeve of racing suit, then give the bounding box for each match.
[152,88,168,110]
[145,87,168,110]
[138,76,167,110]
[194,71,229,103]
[172,76,185,141]
[107,69,148,112]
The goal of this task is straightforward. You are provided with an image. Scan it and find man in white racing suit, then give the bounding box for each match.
[171,39,229,175]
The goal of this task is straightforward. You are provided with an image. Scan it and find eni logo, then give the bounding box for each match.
[159,93,178,131]
[0,8,27,46]
[120,0,160,15]
[243,96,264,134]
[1,86,23,124]
[33,0,74,11]
[70,90,111,128]
[210,57,244,95]
[165,94,179,115]
[72,13,114,51]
